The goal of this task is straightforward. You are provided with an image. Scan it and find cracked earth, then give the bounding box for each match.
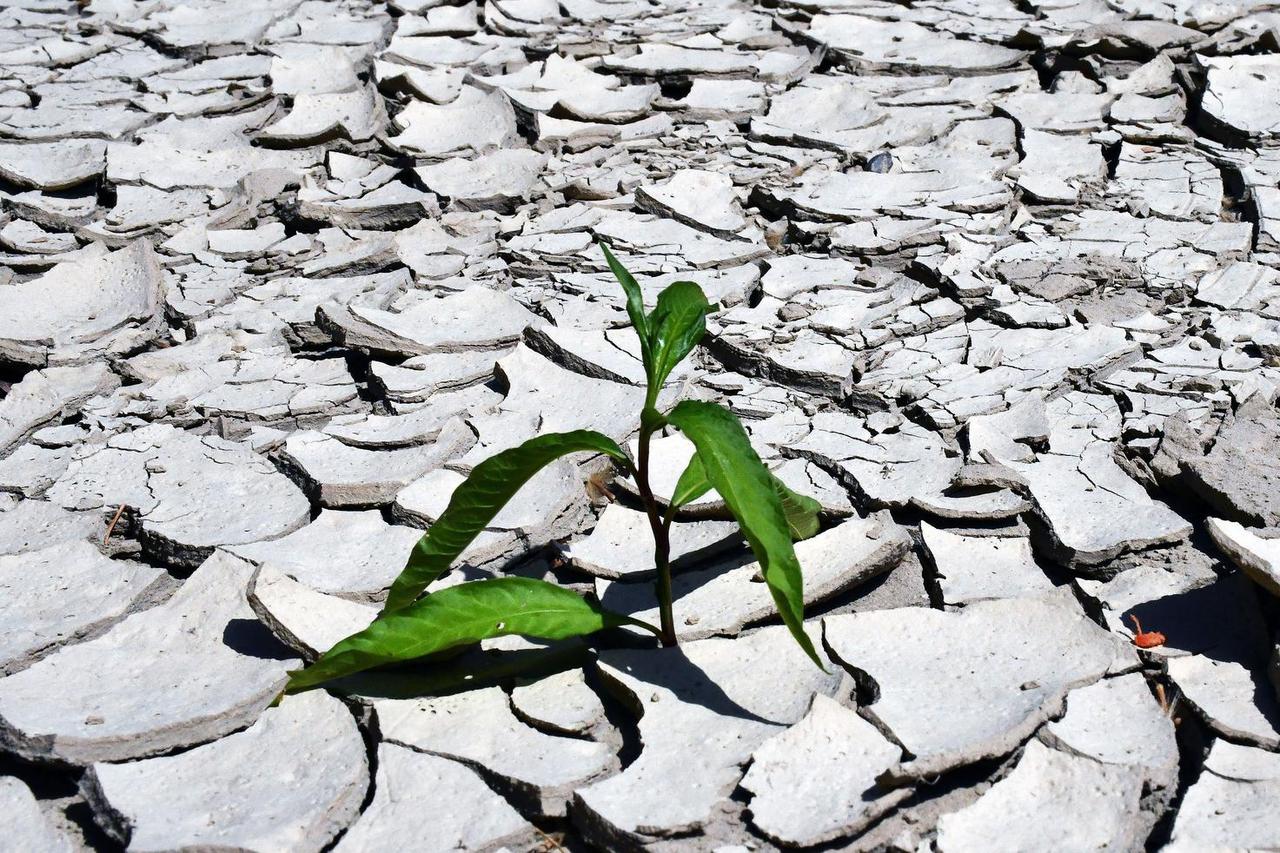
[2,0,1280,850]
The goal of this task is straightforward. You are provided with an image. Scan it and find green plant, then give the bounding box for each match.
[285,243,824,694]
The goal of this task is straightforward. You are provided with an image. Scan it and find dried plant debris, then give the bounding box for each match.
[0,0,1279,847]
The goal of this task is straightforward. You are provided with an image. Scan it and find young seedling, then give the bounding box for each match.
[285,243,824,694]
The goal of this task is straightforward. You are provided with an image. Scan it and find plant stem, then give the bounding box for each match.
[653,521,675,646]
[636,421,678,647]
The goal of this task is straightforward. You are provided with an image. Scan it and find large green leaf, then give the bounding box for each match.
[647,281,711,390]
[672,452,822,541]
[327,640,590,699]
[599,241,652,373]
[384,431,630,613]
[287,578,638,693]
[665,401,823,667]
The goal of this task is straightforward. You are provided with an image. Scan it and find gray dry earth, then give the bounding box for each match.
[5,0,1280,851]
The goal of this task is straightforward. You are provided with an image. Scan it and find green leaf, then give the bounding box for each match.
[673,452,821,541]
[665,401,824,668]
[328,640,590,699]
[384,431,630,613]
[287,578,637,693]
[599,241,652,371]
[772,474,822,541]
[647,281,711,390]
[671,451,712,509]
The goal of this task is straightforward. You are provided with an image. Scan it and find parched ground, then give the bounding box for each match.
[2,0,1280,849]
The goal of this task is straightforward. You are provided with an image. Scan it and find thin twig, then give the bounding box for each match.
[585,471,615,503]
[1156,683,1182,723]
[532,826,566,853]
[103,504,126,545]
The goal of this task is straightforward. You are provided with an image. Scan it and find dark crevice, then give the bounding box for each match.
[656,77,693,99]
[0,752,101,844]
[1144,695,1212,851]
[1101,136,1123,179]
[1217,161,1263,252]
[320,700,381,852]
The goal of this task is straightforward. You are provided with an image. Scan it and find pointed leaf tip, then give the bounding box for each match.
[665,401,823,668]
[598,241,652,365]
[648,280,711,389]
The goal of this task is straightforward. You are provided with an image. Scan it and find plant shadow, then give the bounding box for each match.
[593,643,773,725]
[328,639,591,700]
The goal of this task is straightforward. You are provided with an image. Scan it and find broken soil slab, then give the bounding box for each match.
[1166,654,1280,750]
[1198,54,1280,144]
[0,140,105,191]
[920,522,1056,606]
[335,743,536,852]
[1206,516,1280,598]
[83,691,367,852]
[1041,672,1178,795]
[258,85,386,145]
[229,510,424,598]
[389,85,519,157]
[510,666,610,739]
[575,625,843,847]
[247,567,378,658]
[0,363,118,458]
[598,513,911,641]
[0,775,75,853]
[326,386,497,445]
[792,413,964,511]
[279,419,473,507]
[0,550,296,765]
[806,15,1028,74]
[369,351,503,405]
[0,500,102,555]
[0,240,164,367]
[934,740,1147,853]
[823,590,1135,780]
[415,148,547,212]
[0,541,167,675]
[1013,442,1192,568]
[319,286,541,358]
[634,169,747,237]
[45,425,311,568]
[1173,408,1280,528]
[1167,740,1280,850]
[563,503,741,581]
[373,685,615,819]
[740,694,909,848]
